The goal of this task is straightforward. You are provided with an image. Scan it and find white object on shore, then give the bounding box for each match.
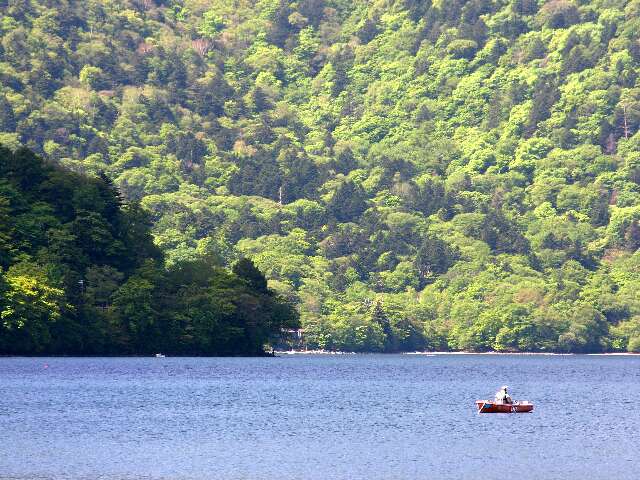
[155,353,165,358]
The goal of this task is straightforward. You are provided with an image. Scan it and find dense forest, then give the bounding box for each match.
[0,146,298,355]
[2,0,640,353]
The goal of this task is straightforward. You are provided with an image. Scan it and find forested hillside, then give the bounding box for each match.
[2,0,640,352]
[0,146,297,355]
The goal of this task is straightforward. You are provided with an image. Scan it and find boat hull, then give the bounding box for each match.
[475,400,533,413]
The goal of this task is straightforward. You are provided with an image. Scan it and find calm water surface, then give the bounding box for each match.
[1,354,639,480]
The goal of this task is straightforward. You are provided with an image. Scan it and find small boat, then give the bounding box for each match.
[155,353,165,358]
[475,400,534,413]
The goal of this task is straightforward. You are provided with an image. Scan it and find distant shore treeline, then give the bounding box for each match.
[2,145,640,355]
[0,147,299,355]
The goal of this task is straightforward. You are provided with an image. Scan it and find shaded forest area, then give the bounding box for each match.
[2,0,640,352]
[0,147,298,355]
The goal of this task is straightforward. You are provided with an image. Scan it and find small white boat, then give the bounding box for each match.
[155,353,165,358]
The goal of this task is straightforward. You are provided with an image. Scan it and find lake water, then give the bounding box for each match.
[1,354,639,480]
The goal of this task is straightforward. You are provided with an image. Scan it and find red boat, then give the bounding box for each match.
[475,400,534,413]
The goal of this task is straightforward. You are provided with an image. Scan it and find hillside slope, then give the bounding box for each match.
[2,0,640,352]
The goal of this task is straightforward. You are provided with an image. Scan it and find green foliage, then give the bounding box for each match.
[447,40,479,60]
[2,0,640,352]
[199,10,226,39]
[327,180,368,223]
[1,265,66,353]
[233,257,269,294]
[0,148,297,355]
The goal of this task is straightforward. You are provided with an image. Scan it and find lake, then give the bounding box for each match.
[1,354,638,480]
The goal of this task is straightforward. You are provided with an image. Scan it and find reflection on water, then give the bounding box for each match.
[1,354,639,480]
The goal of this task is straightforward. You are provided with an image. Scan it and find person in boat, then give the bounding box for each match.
[495,386,513,404]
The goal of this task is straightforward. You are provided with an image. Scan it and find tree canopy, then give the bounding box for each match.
[2,0,640,352]
[0,147,298,355]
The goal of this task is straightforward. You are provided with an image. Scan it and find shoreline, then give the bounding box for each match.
[275,350,640,356]
[2,351,638,358]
